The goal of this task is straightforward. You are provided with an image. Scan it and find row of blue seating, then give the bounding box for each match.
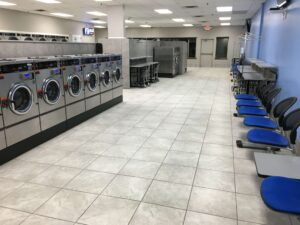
[234,83,300,215]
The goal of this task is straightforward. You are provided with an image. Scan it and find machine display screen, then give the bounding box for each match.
[34,61,58,70]
[61,59,80,66]
[98,57,110,63]
[81,58,97,64]
[0,63,30,73]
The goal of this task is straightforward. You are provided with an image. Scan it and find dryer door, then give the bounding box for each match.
[86,72,98,92]
[101,71,111,87]
[113,68,122,83]
[43,78,61,105]
[68,74,82,97]
[8,83,33,115]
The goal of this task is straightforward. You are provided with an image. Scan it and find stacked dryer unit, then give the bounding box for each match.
[60,55,85,120]
[110,54,123,98]
[0,58,41,147]
[33,56,66,131]
[98,54,113,104]
[81,55,101,111]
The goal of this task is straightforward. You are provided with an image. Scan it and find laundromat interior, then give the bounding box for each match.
[0,0,300,224]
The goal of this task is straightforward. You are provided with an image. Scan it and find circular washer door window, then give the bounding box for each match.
[87,72,97,92]
[102,71,110,86]
[43,79,61,105]
[114,68,121,82]
[68,75,82,97]
[8,84,33,115]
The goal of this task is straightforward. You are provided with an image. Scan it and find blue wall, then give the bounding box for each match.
[249,0,300,106]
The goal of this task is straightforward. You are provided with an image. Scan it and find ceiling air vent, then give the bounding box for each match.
[194,15,204,17]
[34,9,47,12]
[183,5,199,9]
[232,10,248,15]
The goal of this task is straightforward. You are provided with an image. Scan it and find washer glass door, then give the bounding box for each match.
[68,75,82,97]
[86,72,97,92]
[8,84,33,115]
[102,71,111,87]
[43,78,61,105]
[114,68,121,82]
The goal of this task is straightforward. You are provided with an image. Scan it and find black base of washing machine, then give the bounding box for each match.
[0,96,123,165]
[158,73,178,78]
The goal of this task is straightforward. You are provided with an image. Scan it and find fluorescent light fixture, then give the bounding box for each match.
[216,6,233,12]
[0,1,16,6]
[36,0,61,3]
[278,0,287,7]
[183,24,194,27]
[91,20,106,24]
[95,0,112,2]
[219,17,231,21]
[140,24,151,28]
[221,22,231,26]
[86,11,107,16]
[94,25,106,28]
[172,18,185,22]
[50,12,73,17]
[154,9,173,14]
[125,19,135,24]
[109,37,125,39]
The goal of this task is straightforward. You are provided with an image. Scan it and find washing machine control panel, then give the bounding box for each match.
[20,73,34,80]
[51,68,61,76]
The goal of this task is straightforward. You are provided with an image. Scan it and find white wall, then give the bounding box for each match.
[96,26,244,67]
[0,8,95,43]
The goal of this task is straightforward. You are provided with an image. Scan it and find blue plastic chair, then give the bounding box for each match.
[261,176,300,214]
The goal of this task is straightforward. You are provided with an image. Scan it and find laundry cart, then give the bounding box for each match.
[130,64,150,88]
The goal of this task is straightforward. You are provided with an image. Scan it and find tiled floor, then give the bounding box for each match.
[0,67,298,225]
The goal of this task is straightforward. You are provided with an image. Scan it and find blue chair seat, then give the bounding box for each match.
[237,100,262,107]
[238,107,267,116]
[261,177,300,214]
[247,129,289,147]
[244,116,278,129]
[236,94,258,100]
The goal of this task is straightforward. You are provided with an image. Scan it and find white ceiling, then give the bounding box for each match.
[1,0,265,27]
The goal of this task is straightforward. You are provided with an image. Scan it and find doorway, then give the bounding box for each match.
[200,39,214,67]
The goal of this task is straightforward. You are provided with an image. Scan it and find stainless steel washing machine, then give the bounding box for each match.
[33,56,66,131]
[60,56,85,119]
[110,54,123,99]
[81,56,100,111]
[98,54,113,104]
[0,58,41,147]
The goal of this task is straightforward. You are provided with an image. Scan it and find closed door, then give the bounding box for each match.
[200,39,214,67]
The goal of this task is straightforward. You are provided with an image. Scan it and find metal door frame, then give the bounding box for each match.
[200,39,214,67]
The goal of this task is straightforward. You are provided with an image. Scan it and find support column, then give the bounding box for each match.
[107,5,125,39]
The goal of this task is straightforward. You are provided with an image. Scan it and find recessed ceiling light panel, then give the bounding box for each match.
[0,1,16,6]
[36,0,61,3]
[125,19,135,24]
[87,11,107,16]
[50,12,73,17]
[219,17,231,21]
[172,18,185,22]
[94,25,106,28]
[183,24,194,27]
[154,9,173,14]
[140,24,151,28]
[221,22,231,26]
[95,0,112,2]
[216,6,233,12]
[91,20,107,24]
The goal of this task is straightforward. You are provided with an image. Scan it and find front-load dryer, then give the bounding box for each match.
[60,56,85,119]
[0,103,6,151]
[81,56,100,111]
[33,56,66,131]
[98,55,113,104]
[110,54,123,98]
[0,58,41,147]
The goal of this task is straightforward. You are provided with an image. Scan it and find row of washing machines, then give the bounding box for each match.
[0,54,122,151]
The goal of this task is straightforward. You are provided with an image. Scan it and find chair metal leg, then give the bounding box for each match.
[236,140,281,152]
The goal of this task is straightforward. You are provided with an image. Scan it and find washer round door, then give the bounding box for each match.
[42,78,61,105]
[113,68,121,83]
[8,83,33,115]
[68,74,82,97]
[86,72,98,92]
[101,71,111,87]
